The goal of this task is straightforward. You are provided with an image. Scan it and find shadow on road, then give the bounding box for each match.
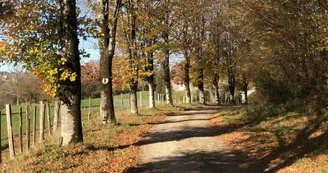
[122,106,266,173]
[124,150,263,173]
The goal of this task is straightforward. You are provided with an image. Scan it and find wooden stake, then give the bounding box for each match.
[19,106,23,154]
[121,93,124,108]
[32,105,37,146]
[6,104,15,159]
[88,97,91,121]
[26,105,30,151]
[39,101,45,143]
[53,101,60,132]
[140,92,143,107]
[46,103,51,135]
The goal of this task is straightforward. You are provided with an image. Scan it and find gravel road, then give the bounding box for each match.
[128,106,263,173]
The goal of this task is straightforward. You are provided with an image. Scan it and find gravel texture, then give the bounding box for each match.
[129,106,263,173]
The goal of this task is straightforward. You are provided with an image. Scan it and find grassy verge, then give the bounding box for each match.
[1,91,178,148]
[210,106,328,173]
[0,103,195,172]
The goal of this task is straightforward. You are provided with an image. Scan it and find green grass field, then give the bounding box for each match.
[0,91,187,148]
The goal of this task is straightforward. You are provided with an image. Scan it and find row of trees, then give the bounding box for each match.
[0,72,48,107]
[239,0,328,113]
[1,0,327,146]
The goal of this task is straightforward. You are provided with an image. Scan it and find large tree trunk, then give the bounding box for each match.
[213,49,220,105]
[195,10,206,105]
[181,19,192,104]
[99,57,115,124]
[228,66,235,104]
[162,52,173,105]
[184,52,191,104]
[60,0,83,145]
[197,70,205,105]
[162,0,173,106]
[213,75,220,105]
[242,73,248,105]
[196,38,205,105]
[146,51,155,108]
[98,0,121,124]
[129,87,138,114]
[126,0,139,114]
[148,82,155,108]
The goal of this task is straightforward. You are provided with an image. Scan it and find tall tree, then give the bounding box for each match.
[123,0,139,114]
[210,10,223,105]
[59,0,83,145]
[194,0,207,105]
[222,32,237,104]
[173,0,196,104]
[159,0,173,106]
[97,0,122,124]
[139,0,157,109]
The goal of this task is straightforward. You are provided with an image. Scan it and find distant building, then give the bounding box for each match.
[172,82,186,91]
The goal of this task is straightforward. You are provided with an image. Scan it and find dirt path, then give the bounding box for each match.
[127,106,263,173]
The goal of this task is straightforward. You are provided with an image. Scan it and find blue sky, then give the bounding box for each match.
[0,37,100,72]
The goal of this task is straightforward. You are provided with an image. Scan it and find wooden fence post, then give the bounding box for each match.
[33,105,37,146]
[46,103,51,135]
[53,101,60,132]
[140,92,143,107]
[128,93,131,108]
[174,94,177,105]
[88,97,91,121]
[19,107,23,154]
[26,105,30,151]
[39,101,45,143]
[161,94,164,103]
[121,93,123,108]
[6,104,15,159]
[58,101,61,126]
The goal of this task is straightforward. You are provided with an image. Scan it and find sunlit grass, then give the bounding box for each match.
[0,99,195,172]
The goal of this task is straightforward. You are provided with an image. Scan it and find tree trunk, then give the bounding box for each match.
[182,19,192,104]
[228,66,235,104]
[196,48,205,105]
[130,89,138,114]
[213,76,220,105]
[213,58,220,104]
[98,0,121,124]
[162,53,173,105]
[99,59,115,124]
[242,73,248,105]
[148,82,155,108]
[59,0,83,145]
[126,0,139,114]
[162,0,173,106]
[184,53,191,104]
[146,48,155,108]
[195,11,206,105]
[16,96,20,105]
[198,82,205,104]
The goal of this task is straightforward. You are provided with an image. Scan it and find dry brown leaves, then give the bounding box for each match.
[210,108,328,173]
